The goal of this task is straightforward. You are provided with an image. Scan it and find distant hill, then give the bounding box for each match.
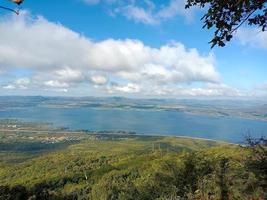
[0,96,267,121]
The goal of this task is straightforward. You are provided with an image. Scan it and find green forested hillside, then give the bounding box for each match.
[0,135,266,200]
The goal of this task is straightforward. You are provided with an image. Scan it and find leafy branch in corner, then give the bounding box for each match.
[0,0,24,15]
[185,0,267,48]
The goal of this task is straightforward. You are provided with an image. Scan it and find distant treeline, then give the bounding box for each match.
[80,129,137,135]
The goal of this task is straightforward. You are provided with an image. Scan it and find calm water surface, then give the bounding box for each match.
[1,107,267,143]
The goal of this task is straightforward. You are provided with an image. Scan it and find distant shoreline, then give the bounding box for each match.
[0,96,267,122]
[0,118,239,145]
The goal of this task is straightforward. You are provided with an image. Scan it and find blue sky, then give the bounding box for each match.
[0,0,266,98]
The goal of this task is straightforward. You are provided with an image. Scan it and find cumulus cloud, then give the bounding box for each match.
[237,28,267,50]
[106,82,140,93]
[90,75,108,85]
[156,0,194,22]
[121,0,195,25]
[0,12,222,96]
[5,12,259,98]
[119,5,158,25]
[55,67,84,82]
[43,80,69,88]
[3,78,30,90]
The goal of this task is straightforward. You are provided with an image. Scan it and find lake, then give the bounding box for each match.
[0,106,267,143]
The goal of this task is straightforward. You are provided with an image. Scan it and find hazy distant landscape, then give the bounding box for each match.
[1,96,267,121]
[0,96,266,143]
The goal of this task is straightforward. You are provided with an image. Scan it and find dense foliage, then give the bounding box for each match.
[0,136,266,200]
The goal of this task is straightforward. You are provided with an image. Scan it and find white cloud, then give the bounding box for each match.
[162,83,239,97]
[1,12,245,97]
[97,82,247,97]
[178,83,244,97]
[119,5,158,25]
[90,75,108,85]
[43,80,69,88]
[106,82,140,93]
[55,67,84,82]
[3,78,30,90]
[84,0,195,25]
[44,87,69,93]
[237,28,267,50]
[3,85,16,90]
[157,0,194,22]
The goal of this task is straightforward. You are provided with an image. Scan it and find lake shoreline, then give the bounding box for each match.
[0,118,239,145]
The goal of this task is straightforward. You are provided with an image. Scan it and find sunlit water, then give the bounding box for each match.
[1,107,267,143]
